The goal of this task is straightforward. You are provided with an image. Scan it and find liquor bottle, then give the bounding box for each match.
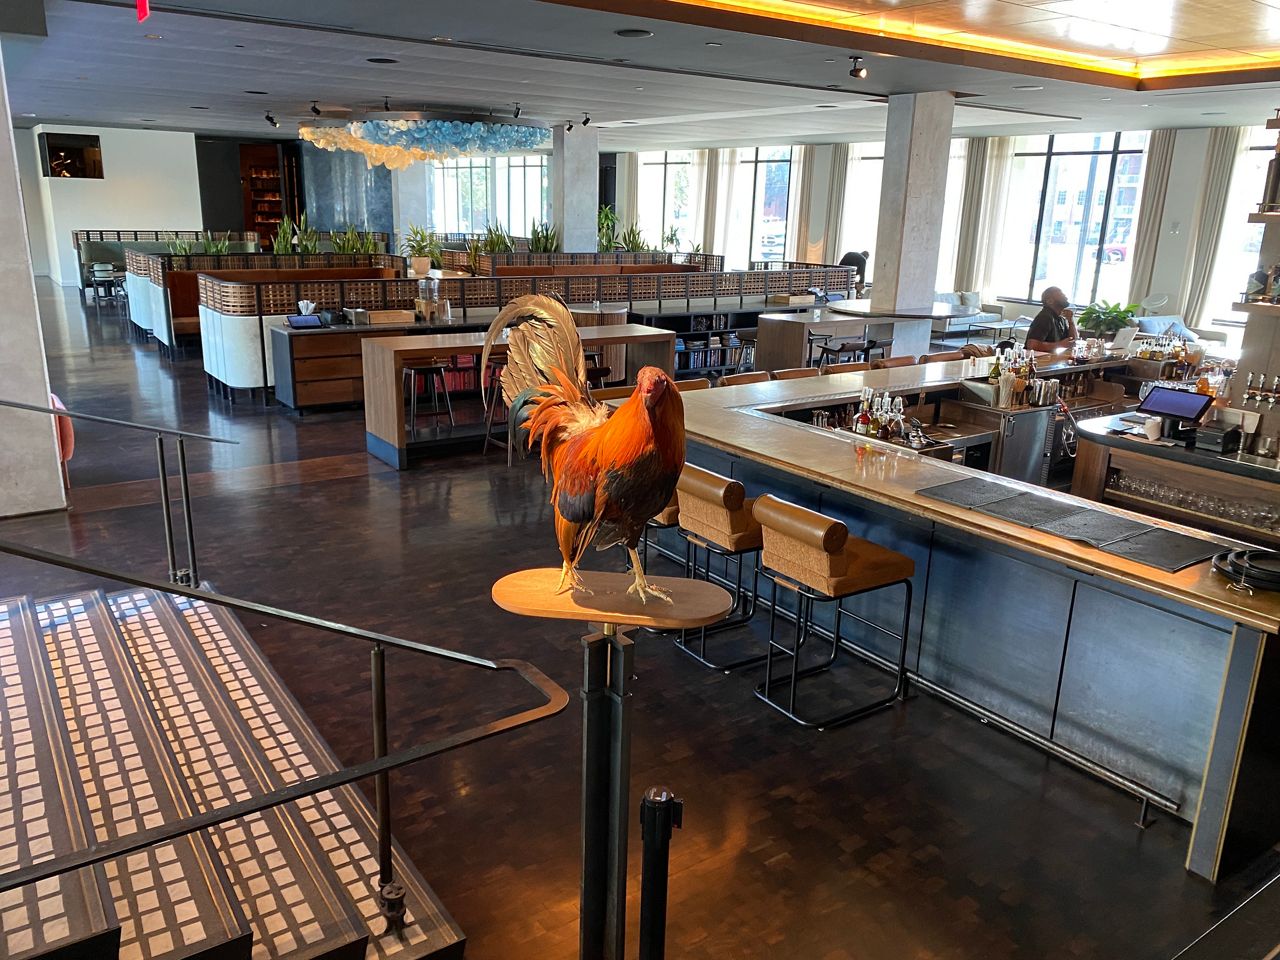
[855,399,871,435]
[1263,134,1280,212]
[989,352,1001,383]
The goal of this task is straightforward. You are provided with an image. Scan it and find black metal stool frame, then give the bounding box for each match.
[755,569,912,730]
[675,533,767,673]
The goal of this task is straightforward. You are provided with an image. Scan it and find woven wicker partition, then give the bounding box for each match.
[443,250,727,276]
[200,267,858,318]
[75,229,260,245]
[128,252,406,281]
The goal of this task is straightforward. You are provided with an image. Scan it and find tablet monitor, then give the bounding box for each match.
[287,315,324,329]
[1136,385,1213,424]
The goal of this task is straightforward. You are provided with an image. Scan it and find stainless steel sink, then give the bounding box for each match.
[1220,452,1280,471]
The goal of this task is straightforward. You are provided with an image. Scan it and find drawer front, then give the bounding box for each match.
[291,334,360,358]
[296,378,363,406]
[295,356,363,380]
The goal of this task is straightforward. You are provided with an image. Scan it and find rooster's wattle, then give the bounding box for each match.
[481,296,685,603]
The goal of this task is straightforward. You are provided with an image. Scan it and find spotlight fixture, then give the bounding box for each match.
[310,100,321,116]
[582,113,591,126]
[265,111,279,128]
[848,56,868,79]
[513,102,522,118]
[566,120,574,131]
[383,97,391,111]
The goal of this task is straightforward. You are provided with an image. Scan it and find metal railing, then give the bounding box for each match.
[0,538,570,919]
[0,398,235,586]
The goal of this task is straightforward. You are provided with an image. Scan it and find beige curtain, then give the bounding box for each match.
[952,138,989,292]
[614,153,639,228]
[1184,126,1245,325]
[704,148,746,263]
[822,143,849,264]
[969,137,1013,298]
[1126,128,1177,306]
[784,144,850,264]
[786,145,815,262]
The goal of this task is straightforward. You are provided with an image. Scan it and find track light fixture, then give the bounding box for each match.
[566,120,574,131]
[849,56,868,79]
[264,111,279,128]
[309,100,321,116]
[383,96,391,112]
[513,102,522,118]
[582,112,591,126]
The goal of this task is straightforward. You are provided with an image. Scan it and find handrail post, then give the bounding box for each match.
[154,435,179,583]
[371,641,406,923]
[175,437,198,587]
[638,786,683,960]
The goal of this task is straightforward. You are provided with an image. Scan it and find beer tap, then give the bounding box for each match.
[1244,372,1256,401]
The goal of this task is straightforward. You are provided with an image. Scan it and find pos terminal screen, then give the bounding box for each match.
[1136,386,1214,423]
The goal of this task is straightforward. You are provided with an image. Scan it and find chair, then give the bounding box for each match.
[482,355,511,461]
[674,465,766,672]
[771,367,820,381]
[870,356,917,370]
[960,343,993,358]
[821,361,869,375]
[816,340,869,367]
[806,330,833,367]
[403,359,454,437]
[640,490,681,572]
[677,378,711,392]
[90,262,120,303]
[918,351,965,364]
[720,371,770,386]
[751,495,914,729]
[590,385,634,401]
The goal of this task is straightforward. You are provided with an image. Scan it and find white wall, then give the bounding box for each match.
[13,127,49,275]
[27,123,202,285]
[1145,127,1210,317]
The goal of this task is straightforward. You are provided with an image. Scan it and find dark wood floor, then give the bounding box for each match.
[0,284,1267,959]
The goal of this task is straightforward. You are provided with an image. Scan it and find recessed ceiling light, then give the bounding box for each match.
[234,44,245,48]
[619,120,638,125]
[615,28,653,38]
[816,104,839,109]
[1202,111,1226,116]
[430,35,454,42]
[825,83,840,89]
[705,41,722,47]
[635,86,644,90]
[1013,85,1043,91]
[190,106,210,110]
[140,118,156,122]
[1141,103,1151,107]
[1100,97,1112,101]
[19,112,35,117]
[367,57,398,64]
[613,58,631,63]
[143,33,162,40]
[245,90,270,95]
[824,58,836,63]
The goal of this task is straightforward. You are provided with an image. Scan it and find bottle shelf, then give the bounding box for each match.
[1247,212,1280,223]
[1231,301,1280,316]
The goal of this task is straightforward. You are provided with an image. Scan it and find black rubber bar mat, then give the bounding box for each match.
[917,477,1022,508]
[976,493,1090,528]
[1034,509,1152,547]
[1100,527,1223,572]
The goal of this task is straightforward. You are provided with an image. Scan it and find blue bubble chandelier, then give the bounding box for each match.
[299,111,550,170]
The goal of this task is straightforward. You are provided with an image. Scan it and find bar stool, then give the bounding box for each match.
[674,464,766,672]
[403,359,454,438]
[806,330,833,367]
[820,361,869,375]
[771,367,820,381]
[640,491,681,572]
[870,356,917,370]
[919,350,965,364]
[482,354,510,459]
[720,371,770,386]
[751,494,914,729]
[816,340,869,367]
[863,337,894,362]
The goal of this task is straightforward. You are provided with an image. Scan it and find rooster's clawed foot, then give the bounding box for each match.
[556,562,594,597]
[625,548,673,605]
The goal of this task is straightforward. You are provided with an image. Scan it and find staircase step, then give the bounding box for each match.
[105,590,370,960]
[166,591,465,960]
[0,597,120,960]
[34,592,251,960]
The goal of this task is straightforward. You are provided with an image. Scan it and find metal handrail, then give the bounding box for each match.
[0,397,232,584]
[0,539,570,909]
[0,397,237,444]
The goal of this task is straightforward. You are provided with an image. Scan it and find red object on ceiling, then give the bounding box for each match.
[137,0,150,21]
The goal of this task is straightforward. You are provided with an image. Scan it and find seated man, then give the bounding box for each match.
[1025,285,1078,353]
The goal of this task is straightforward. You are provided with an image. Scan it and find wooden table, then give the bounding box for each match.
[568,303,630,378]
[754,310,875,372]
[362,324,675,468]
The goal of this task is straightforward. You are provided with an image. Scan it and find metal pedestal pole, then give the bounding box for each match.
[580,623,634,960]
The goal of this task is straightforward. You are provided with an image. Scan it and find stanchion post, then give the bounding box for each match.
[638,786,683,960]
[580,629,611,960]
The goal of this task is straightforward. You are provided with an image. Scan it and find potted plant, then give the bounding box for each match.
[163,232,194,256]
[272,215,294,254]
[1077,300,1138,339]
[481,222,514,254]
[401,225,442,275]
[529,220,560,254]
[466,235,484,275]
[200,230,229,255]
[598,204,619,252]
[617,222,647,253]
[294,212,321,255]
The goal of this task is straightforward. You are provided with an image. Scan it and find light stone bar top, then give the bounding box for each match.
[679,360,1280,634]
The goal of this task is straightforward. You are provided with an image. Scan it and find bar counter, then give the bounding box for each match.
[671,359,1279,883]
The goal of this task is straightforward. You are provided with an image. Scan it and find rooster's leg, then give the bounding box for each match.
[625,547,672,605]
[555,561,594,597]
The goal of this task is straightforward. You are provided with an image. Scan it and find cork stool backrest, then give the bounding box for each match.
[870,356,917,370]
[771,367,821,380]
[677,378,712,392]
[821,361,870,375]
[676,464,762,553]
[919,351,965,364]
[720,371,770,386]
[652,490,680,528]
[751,495,849,595]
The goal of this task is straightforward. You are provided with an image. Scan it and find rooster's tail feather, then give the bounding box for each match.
[478,294,588,409]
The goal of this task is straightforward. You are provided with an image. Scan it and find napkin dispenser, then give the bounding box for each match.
[343,307,369,326]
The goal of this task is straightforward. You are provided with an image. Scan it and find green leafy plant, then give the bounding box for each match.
[400,225,443,266]
[481,222,514,254]
[466,235,484,274]
[200,230,230,255]
[529,220,560,254]
[272,215,294,254]
[1077,300,1138,336]
[660,226,680,252]
[688,242,703,254]
[617,222,647,253]
[331,223,377,254]
[598,204,619,252]
[294,212,321,255]
[163,232,194,256]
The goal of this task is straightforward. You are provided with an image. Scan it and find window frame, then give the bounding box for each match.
[639,150,694,245]
[738,146,794,264]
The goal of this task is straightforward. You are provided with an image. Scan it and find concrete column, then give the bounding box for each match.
[0,44,65,517]
[871,91,956,358]
[551,124,599,252]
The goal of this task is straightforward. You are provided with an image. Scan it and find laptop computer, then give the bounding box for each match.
[1106,325,1139,352]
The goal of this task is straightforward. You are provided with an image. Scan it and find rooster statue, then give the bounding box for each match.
[481,295,685,603]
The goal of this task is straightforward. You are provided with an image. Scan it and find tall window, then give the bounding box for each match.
[838,139,967,290]
[429,155,548,235]
[743,147,793,263]
[636,151,698,250]
[992,131,1149,304]
[1201,126,1269,337]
